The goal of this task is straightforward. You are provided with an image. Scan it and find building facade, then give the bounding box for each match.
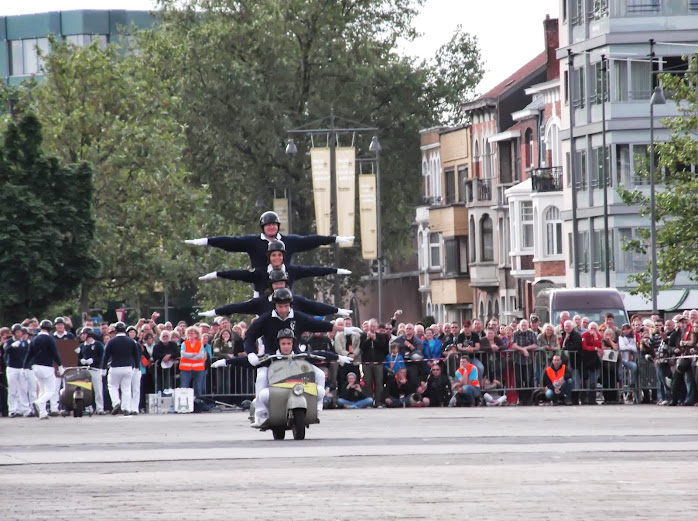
[558,0,698,313]
[1,10,155,85]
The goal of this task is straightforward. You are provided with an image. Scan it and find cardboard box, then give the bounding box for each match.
[173,388,195,413]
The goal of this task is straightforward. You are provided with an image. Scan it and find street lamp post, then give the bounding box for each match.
[286,113,377,307]
[369,136,383,322]
[649,84,666,316]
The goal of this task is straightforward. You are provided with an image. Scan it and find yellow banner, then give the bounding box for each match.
[310,148,331,236]
[273,197,289,233]
[335,147,356,247]
[359,174,377,260]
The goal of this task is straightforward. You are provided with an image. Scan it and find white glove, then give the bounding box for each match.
[184,238,208,246]
[335,235,354,244]
[198,271,218,281]
[198,310,216,317]
[337,268,352,275]
[80,358,88,365]
[11,341,20,348]
[87,358,94,365]
[74,346,81,354]
[299,344,307,352]
[338,355,352,366]
[58,366,65,376]
[345,326,363,336]
[247,353,260,366]
[213,347,220,353]
[337,308,352,317]
[211,359,227,369]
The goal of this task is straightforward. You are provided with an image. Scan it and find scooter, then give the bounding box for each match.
[59,367,94,417]
[250,353,320,440]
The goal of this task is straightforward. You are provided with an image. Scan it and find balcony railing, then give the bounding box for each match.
[531,167,563,192]
[476,177,493,201]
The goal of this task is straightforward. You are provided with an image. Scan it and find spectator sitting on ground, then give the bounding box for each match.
[419,364,452,407]
[480,375,507,406]
[384,367,416,408]
[337,372,373,409]
[449,355,480,407]
[543,354,573,405]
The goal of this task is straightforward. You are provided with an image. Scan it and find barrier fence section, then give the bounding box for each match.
[138,348,694,409]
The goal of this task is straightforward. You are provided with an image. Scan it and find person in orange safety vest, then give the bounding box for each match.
[543,354,573,405]
[179,326,207,396]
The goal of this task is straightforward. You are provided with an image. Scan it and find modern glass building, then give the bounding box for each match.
[1,10,155,85]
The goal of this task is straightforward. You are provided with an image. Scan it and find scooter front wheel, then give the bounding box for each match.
[272,427,286,440]
[291,408,306,440]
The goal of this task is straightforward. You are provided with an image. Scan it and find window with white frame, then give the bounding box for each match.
[473,140,480,177]
[544,206,563,256]
[481,214,494,261]
[521,201,534,250]
[418,232,425,270]
[470,216,477,263]
[617,227,650,272]
[546,122,560,167]
[9,37,49,76]
[524,128,534,168]
[429,233,441,269]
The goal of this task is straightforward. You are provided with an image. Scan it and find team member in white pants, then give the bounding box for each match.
[102,322,140,415]
[4,324,31,417]
[77,327,105,414]
[126,326,143,415]
[23,320,64,420]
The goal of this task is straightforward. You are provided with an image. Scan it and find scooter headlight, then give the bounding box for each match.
[292,384,304,396]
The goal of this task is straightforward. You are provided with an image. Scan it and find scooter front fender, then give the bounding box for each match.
[286,394,307,412]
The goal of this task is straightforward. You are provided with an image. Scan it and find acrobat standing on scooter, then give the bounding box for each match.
[184,210,353,268]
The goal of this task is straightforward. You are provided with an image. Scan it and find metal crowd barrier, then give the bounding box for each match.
[150,360,256,399]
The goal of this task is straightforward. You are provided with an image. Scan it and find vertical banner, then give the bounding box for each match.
[310,148,331,236]
[359,174,377,260]
[335,147,356,247]
[273,196,289,233]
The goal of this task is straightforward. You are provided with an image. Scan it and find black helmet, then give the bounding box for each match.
[126,326,137,334]
[268,269,289,285]
[114,322,127,333]
[259,211,281,229]
[266,240,286,256]
[54,316,65,325]
[11,323,22,333]
[276,328,295,341]
[81,326,93,335]
[272,288,293,305]
[39,319,53,331]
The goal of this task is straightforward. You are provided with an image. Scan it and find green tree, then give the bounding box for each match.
[139,0,483,301]
[618,62,698,295]
[0,114,98,322]
[3,38,228,314]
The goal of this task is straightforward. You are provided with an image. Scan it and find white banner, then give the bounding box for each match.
[358,174,377,260]
[310,148,331,236]
[335,147,356,247]
[273,197,289,233]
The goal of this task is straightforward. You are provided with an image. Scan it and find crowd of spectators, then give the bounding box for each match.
[2,306,697,416]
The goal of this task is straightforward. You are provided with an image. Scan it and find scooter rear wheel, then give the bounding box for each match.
[272,427,286,440]
[291,408,306,440]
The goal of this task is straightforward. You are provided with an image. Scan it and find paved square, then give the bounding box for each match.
[1,405,696,520]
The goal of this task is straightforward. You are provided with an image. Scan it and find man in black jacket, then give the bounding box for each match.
[4,324,31,417]
[77,327,106,414]
[385,367,416,408]
[102,322,140,415]
[559,319,583,404]
[360,318,390,407]
[184,210,353,268]
[23,320,64,419]
[419,365,452,407]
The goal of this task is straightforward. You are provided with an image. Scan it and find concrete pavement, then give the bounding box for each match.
[1,405,697,520]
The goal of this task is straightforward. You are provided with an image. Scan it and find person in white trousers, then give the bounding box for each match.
[102,322,140,415]
[127,326,143,415]
[23,320,64,420]
[4,324,32,417]
[77,327,105,414]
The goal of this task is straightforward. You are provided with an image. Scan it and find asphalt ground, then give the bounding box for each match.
[1,404,697,520]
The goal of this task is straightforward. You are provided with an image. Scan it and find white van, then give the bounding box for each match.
[549,288,629,326]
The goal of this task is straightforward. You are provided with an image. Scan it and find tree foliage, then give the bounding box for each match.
[618,61,698,295]
[0,114,98,322]
[2,38,223,314]
[138,0,483,301]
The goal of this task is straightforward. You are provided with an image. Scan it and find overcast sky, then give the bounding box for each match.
[2,0,560,94]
